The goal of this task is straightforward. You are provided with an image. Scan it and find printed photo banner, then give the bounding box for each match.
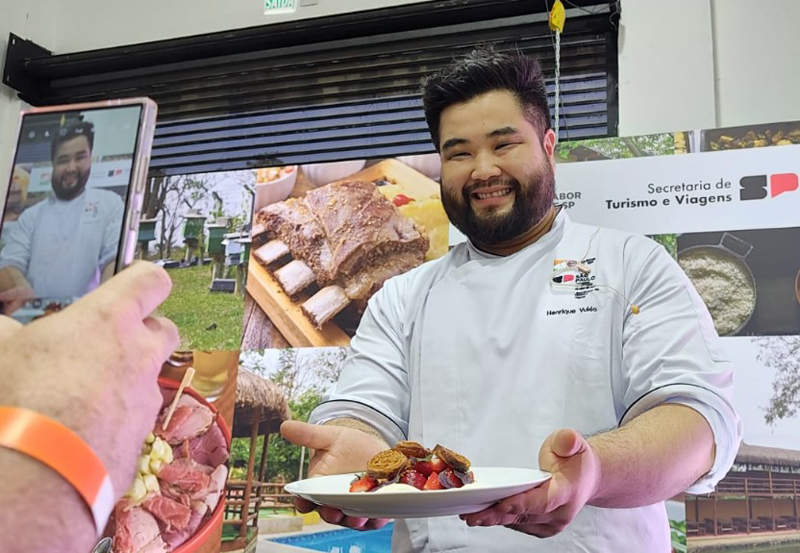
[186,120,800,553]
[554,144,800,235]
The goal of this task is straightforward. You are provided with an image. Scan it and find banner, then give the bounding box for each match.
[550,125,800,553]
[136,120,800,552]
[557,144,800,234]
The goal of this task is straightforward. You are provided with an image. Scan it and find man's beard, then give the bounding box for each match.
[440,162,556,245]
[52,168,90,201]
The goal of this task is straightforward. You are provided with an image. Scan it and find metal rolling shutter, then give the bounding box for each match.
[3,0,618,176]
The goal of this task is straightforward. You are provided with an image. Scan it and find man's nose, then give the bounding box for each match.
[470,152,501,182]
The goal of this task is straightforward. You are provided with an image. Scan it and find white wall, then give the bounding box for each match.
[0,0,58,208]
[619,0,800,136]
[618,0,717,135]
[51,0,438,52]
[711,0,800,127]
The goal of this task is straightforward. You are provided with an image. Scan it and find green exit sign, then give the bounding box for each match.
[264,0,296,14]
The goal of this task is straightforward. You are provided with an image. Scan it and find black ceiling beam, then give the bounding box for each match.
[2,34,51,100]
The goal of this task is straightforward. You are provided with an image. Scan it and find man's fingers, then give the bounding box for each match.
[505,522,563,538]
[494,480,563,518]
[461,508,518,527]
[315,508,387,531]
[142,316,180,370]
[342,515,371,529]
[551,428,588,459]
[318,506,345,525]
[88,261,173,321]
[0,287,34,302]
[281,420,340,451]
[293,497,318,513]
[362,518,392,531]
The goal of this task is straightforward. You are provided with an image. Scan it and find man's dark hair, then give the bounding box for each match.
[51,120,95,160]
[422,46,551,150]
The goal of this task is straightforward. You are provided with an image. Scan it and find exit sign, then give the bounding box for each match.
[264,0,297,14]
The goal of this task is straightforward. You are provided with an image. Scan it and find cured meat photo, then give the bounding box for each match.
[107,383,230,553]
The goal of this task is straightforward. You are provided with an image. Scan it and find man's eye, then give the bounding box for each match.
[449,152,469,160]
[496,142,514,150]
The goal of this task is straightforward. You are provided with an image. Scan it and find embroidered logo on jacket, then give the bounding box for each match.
[550,257,598,300]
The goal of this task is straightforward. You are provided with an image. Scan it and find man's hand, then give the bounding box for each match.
[280,420,390,531]
[0,261,180,496]
[461,429,600,538]
[0,286,35,315]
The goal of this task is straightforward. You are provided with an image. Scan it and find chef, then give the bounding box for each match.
[281,46,742,552]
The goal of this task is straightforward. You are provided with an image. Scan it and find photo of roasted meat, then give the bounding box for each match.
[254,180,429,328]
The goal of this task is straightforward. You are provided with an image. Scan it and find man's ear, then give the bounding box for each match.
[543,128,557,159]
[542,128,557,173]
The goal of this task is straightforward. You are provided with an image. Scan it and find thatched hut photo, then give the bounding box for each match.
[222,367,290,552]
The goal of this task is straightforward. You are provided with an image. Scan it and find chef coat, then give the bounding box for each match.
[0,188,123,298]
[310,210,741,553]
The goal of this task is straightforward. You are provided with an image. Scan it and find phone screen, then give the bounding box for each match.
[0,103,145,321]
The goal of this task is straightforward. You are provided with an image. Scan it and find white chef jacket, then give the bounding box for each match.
[0,188,123,298]
[310,211,742,553]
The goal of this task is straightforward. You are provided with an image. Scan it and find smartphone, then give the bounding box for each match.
[0,98,158,322]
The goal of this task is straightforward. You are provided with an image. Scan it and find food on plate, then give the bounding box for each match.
[673,132,689,154]
[350,441,474,493]
[678,249,755,335]
[106,387,230,552]
[432,444,470,473]
[367,449,409,480]
[256,166,295,184]
[254,180,429,327]
[393,440,429,459]
[373,175,449,261]
[707,126,800,150]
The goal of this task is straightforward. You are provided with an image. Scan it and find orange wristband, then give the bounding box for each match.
[0,407,114,534]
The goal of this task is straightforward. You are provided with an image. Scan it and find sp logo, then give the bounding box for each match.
[740,173,798,200]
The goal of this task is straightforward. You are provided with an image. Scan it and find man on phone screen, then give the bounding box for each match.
[0,121,124,313]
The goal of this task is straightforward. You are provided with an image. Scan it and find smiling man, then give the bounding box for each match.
[281,47,742,552]
[0,121,124,312]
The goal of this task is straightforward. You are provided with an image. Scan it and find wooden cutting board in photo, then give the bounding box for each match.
[246,253,351,347]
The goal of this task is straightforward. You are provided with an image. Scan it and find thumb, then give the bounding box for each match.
[551,429,588,459]
[86,261,172,322]
[281,420,340,451]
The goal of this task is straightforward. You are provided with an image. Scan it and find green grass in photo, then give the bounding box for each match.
[157,264,243,350]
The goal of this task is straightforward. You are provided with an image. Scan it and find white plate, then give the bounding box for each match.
[284,467,551,519]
